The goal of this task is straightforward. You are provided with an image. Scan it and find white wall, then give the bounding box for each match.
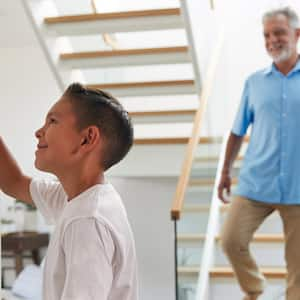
[110,177,176,300]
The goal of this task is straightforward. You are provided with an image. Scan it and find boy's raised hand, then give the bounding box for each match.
[0,136,33,206]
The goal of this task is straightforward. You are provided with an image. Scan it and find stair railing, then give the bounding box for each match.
[90,0,119,49]
[170,28,224,299]
[194,132,228,300]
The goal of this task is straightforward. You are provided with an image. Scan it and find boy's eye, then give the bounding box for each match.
[49,118,57,124]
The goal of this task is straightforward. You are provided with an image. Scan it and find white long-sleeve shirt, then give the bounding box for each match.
[30,178,138,300]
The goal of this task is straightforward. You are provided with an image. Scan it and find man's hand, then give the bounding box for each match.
[218,171,231,204]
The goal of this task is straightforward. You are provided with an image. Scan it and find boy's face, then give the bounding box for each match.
[34,97,84,174]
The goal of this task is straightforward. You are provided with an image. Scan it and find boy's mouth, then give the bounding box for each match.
[37,144,48,149]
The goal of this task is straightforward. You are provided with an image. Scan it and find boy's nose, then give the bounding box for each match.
[35,127,43,139]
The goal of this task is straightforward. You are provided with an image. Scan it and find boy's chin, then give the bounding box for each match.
[34,160,51,173]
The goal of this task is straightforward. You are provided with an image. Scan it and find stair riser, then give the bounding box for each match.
[190,166,240,179]
[221,211,284,235]
[93,84,196,97]
[177,242,285,267]
[215,243,285,267]
[131,113,195,124]
[178,276,286,299]
[178,212,209,234]
[60,52,191,69]
[210,278,285,300]
[184,186,214,204]
[108,142,223,177]
[45,15,183,36]
[178,211,283,235]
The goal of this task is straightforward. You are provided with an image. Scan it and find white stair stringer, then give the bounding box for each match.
[22,0,85,91]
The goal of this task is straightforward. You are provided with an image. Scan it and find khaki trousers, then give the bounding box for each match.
[220,195,300,300]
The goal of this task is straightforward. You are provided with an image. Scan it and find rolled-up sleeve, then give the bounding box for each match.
[232,79,253,136]
[61,218,115,300]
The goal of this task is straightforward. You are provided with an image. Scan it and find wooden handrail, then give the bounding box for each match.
[90,0,118,50]
[170,32,225,221]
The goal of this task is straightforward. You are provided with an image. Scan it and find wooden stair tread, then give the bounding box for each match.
[87,80,194,89]
[188,177,238,186]
[177,266,199,274]
[178,233,284,243]
[60,46,189,59]
[183,204,211,212]
[210,267,286,278]
[134,136,223,145]
[45,8,181,24]
[194,155,243,163]
[178,266,286,278]
[129,109,196,117]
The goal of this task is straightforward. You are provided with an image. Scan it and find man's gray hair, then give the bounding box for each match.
[262,7,300,29]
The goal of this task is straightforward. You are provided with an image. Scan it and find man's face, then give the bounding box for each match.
[34,98,83,174]
[263,14,299,63]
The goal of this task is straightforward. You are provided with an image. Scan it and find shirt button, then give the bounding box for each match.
[282,113,287,117]
[282,94,287,99]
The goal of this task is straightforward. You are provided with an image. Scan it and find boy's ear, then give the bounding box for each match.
[81,137,88,145]
[80,126,100,147]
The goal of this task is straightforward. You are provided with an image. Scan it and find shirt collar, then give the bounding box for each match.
[263,56,300,76]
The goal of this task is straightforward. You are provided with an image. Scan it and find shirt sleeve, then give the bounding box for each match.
[61,218,115,300]
[30,178,66,225]
[232,79,253,136]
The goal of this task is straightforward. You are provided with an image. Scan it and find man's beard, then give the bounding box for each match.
[268,44,293,63]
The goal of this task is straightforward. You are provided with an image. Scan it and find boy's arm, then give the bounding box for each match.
[0,136,33,206]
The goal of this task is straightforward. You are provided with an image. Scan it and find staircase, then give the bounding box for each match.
[175,137,287,300]
[22,0,203,177]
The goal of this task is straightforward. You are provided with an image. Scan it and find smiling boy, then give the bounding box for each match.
[0,83,138,300]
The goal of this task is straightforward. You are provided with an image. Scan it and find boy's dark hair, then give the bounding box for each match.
[63,83,133,171]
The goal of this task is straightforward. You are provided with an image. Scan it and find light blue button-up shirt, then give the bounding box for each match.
[232,59,300,204]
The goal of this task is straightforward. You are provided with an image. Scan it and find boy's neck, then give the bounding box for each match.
[58,173,105,202]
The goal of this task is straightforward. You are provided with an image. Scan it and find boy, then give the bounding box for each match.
[0,83,138,300]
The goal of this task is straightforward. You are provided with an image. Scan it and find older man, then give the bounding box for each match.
[218,7,300,300]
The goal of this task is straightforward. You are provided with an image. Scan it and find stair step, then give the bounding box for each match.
[193,155,243,163]
[210,267,286,279]
[129,109,196,124]
[60,46,190,68]
[44,8,183,35]
[191,156,242,174]
[178,266,286,278]
[134,136,222,145]
[178,266,199,276]
[178,234,284,243]
[177,234,285,267]
[188,177,238,186]
[87,80,195,97]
